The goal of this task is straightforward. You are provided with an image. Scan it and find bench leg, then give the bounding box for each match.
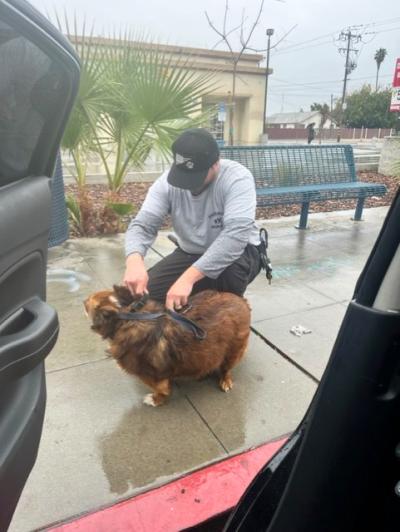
[296,202,310,229]
[353,196,365,221]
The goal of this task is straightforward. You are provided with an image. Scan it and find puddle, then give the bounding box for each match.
[47,268,92,292]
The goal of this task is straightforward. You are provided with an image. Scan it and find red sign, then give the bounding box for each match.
[390,58,400,112]
[393,58,400,87]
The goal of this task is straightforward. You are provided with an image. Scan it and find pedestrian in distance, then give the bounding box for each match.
[307,122,316,144]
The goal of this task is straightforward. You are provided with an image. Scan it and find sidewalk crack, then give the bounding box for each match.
[179,388,229,454]
[250,327,320,385]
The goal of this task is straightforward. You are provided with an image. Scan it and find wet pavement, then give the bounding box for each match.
[9,206,388,531]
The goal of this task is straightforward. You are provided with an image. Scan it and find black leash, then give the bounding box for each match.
[117,306,207,340]
[259,228,273,285]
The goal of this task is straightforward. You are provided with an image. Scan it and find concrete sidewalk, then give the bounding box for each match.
[9,207,388,532]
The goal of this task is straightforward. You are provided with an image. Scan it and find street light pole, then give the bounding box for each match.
[263,28,274,136]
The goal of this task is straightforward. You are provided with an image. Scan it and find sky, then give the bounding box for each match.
[30,0,400,116]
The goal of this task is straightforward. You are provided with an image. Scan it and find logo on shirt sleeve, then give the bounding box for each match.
[209,211,224,230]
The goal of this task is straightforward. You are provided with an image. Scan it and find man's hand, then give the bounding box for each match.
[166,277,193,311]
[166,266,205,311]
[123,253,149,296]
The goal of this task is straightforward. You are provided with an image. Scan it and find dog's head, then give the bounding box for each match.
[85,286,171,372]
[84,285,139,338]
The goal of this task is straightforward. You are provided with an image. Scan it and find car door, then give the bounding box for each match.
[223,187,400,531]
[0,1,79,530]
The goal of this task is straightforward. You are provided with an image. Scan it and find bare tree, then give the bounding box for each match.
[205,0,266,145]
[206,1,294,145]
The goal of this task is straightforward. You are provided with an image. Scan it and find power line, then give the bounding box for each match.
[270,93,340,98]
[350,16,400,30]
[273,32,336,53]
[262,15,400,115]
[272,16,400,56]
[271,74,392,88]
[367,25,400,35]
[274,39,334,56]
[272,76,341,88]
[270,85,342,94]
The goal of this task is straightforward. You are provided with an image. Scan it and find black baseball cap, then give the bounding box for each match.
[167,128,220,190]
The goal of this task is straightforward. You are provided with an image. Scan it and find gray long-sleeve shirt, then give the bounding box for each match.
[125,159,260,279]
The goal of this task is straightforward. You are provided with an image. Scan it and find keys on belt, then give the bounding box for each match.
[259,228,272,285]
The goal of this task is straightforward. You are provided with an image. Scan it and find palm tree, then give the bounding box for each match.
[374,48,387,92]
[94,36,216,193]
[310,102,331,143]
[59,18,111,234]
[60,19,216,234]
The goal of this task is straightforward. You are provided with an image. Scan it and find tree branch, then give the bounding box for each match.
[233,0,265,64]
[205,9,235,57]
[205,11,225,40]
[211,22,243,50]
[240,8,246,48]
[223,0,229,37]
[204,0,269,145]
[241,0,265,49]
[247,24,298,52]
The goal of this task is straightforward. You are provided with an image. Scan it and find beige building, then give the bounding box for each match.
[75,37,268,146]
[161,43,268,145]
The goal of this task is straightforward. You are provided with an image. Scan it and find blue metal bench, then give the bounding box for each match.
[220,144,387,229]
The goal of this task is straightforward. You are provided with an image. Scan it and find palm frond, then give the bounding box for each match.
[65,194,82,232]
[58,21,217,192]
[92,38,217,190]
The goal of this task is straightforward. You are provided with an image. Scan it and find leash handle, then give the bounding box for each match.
[167,310,207,340]
[259,228,273,285]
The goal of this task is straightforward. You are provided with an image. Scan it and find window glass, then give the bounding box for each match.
[0,19,65,181]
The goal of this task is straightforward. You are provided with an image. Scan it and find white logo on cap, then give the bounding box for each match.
[175,153,195,169]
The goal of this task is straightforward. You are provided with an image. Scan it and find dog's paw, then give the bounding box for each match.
[219,377,233,392]
[104,347,113,357]
[143,394,157,407]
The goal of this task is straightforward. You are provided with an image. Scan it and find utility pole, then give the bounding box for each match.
[337,27,362,142]
[262,28,274,137]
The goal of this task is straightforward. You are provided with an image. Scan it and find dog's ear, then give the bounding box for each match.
[113,285,134,307]
[92,307,116,326]
[92,307,118,338]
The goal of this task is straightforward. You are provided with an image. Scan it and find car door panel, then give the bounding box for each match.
[224,189,400,532]
[0,1,79,530]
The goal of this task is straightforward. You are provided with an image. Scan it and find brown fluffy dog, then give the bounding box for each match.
[84,286,251,406]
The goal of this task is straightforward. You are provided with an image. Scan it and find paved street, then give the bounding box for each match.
[9,206,388,532]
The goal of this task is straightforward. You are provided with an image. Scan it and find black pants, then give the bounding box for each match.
[147,244,261,302]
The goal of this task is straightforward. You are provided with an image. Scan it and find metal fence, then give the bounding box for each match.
[265,127,394,141]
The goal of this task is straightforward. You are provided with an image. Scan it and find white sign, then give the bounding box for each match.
[390,86,400,113]
[218,102,226,122]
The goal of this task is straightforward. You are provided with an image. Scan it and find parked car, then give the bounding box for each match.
[221,184,400,531]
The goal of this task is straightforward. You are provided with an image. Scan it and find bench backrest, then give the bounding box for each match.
[220,144,357,188]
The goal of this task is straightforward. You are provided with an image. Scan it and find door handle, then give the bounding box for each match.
[0,297,59,382]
